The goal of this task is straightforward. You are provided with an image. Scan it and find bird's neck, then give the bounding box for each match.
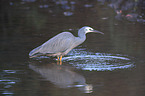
[78,30,86,39]
[77,31,86,43]
[71,31,86,48]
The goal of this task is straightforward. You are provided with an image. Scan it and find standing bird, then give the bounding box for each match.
[29,26,104,63]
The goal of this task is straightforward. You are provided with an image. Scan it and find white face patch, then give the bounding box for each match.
[85,27,94,33]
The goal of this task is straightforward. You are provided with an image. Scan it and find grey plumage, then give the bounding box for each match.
[29,26,104,58]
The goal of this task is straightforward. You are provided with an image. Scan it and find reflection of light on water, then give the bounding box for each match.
[63,53,135,71]
[68,84,93,93]
[0,70,21,95]
[64,11,73,16]
[2,91,14,95]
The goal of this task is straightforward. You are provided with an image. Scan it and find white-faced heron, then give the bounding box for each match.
[29,26,104,63]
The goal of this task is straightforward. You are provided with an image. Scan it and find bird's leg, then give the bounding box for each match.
[57,56,62,61]
[57,56,62,65]
[59,56,62,65]
[57,56,60,61]
[60,56,62,62]
[57,56,60,65]
[60,61,62,65]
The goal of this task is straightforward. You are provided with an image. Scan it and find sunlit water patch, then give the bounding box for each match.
[63,53,135,71]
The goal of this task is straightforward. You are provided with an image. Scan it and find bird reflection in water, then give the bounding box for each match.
[29,61,93,93]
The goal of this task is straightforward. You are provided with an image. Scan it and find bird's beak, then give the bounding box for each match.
[89,30,104,35]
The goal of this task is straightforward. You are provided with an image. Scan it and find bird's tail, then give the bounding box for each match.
[29,54,42,58]
[29,46,41,58]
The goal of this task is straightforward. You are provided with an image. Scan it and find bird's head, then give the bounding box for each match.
[79,26,104,35]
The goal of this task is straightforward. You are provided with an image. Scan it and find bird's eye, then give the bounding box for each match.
[85,28,93,31]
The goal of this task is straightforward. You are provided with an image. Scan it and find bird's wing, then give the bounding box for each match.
[30,32,75,56]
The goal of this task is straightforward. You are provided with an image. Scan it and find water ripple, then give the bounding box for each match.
[0,70,22,95]
[63,53,135,71]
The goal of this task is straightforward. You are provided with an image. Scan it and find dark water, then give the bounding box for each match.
[0,0,145,96]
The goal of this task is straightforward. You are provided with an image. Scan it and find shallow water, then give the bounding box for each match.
[0,0,145,96]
